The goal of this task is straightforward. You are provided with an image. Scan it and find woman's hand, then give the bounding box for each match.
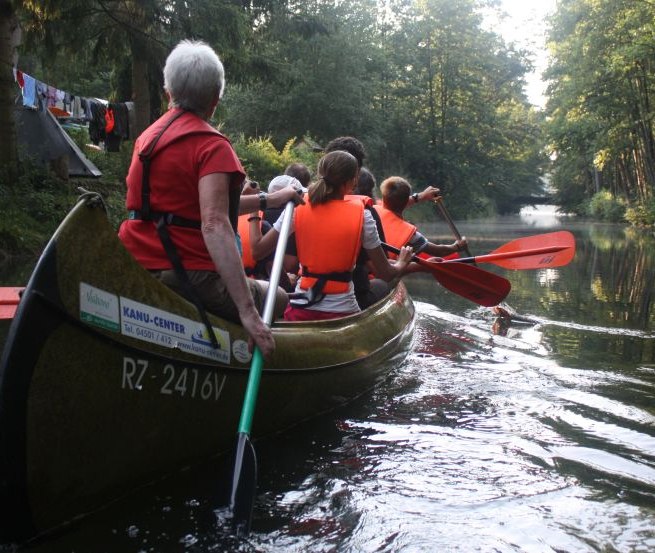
[239,308,275,358]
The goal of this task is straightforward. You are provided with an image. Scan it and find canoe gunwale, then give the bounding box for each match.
[23,275,413,374]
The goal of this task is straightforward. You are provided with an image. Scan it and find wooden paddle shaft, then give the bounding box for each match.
[434,197,473,259]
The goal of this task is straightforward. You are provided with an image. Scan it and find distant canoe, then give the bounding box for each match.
[0,193,415,542]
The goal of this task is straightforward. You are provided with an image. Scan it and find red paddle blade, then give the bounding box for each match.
[418,258,511,307]
[0,287,23,320]
[489,231,575,269]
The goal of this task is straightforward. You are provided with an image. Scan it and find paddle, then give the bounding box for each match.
[0,287,23,320]
[229,201,295,536]
[434,196,473,259]
[382,243,511,307]
[442,231,576,270]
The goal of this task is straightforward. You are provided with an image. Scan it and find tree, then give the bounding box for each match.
[545,0,655,214]
[0,0,23,177]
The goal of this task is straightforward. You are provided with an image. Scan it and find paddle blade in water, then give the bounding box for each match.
[419,259,511,307]
[382,242,511,306]
[229,432,258,536]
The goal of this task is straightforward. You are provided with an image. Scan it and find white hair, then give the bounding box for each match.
[163,40,225,116]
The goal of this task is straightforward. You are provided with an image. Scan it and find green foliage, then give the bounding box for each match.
[231,136,320,187]
[625,199,655,227]
[7,0,561,233]
[545,0,655,223]
[584,191,626,222]
[0,161,77,256]
[81,142,134,229]
[223,0,545,215]
[85,141,133,185]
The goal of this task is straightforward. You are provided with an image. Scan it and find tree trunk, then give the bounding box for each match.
[0,1,20,179]
[130,53,150,137]
[129,25,151,137]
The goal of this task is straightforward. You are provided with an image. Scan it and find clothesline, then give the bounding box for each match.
[14,66,135,150]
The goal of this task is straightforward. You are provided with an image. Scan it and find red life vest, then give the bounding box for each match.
[295,198,364,294]
[120,109,243,271]
[372,204,416,258]
[237,211,263,275]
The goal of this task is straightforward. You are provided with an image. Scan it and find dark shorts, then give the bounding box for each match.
[151,269,285,324]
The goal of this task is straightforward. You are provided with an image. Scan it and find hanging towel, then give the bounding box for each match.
[21,74,37,108]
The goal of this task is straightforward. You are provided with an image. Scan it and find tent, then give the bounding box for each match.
[13,105,102,178]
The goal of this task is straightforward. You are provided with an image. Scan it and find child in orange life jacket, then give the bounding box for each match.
[374,177,467,258]
[249,151,415,321]
[237,178,295,291]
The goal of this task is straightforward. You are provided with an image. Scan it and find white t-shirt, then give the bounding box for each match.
[274,209,381,313]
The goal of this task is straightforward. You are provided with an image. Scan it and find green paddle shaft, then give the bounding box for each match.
[237,201,295,435]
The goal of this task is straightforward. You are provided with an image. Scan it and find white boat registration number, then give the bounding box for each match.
[121,356,226,401]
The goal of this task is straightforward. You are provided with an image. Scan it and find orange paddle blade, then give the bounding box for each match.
[416,258,511,307]
[444,231,576,270]
[382,243,511,306]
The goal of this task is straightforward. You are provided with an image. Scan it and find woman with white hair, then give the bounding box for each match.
[119,40,300,357]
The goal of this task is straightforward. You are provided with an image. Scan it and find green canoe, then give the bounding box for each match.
[0,193,415,542]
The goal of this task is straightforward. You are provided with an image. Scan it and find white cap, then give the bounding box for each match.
[267,175,307,194]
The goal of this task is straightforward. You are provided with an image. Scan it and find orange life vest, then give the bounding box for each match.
[345,194,374,208]
[295,199,364,294]
[237,211,263,275]
[372,205,416,258]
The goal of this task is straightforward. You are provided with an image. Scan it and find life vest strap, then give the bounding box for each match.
[291,269,354,308]
[128,210,201,230]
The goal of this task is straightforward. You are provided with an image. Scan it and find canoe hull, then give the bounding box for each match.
[0,195,415,541]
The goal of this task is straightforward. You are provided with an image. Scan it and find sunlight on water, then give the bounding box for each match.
[520,204,570,228]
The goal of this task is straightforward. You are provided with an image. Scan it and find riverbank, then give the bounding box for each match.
[0,173,125,260]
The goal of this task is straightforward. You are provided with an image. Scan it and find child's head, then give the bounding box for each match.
[380,176,411,212]
[284,163,311,188]
[354,167,376,199]
[324,136,366,168]
[309,151,359,205]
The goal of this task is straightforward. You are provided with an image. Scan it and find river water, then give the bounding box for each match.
[5,206,655,552]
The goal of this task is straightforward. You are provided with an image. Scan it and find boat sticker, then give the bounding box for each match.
[80,283,120,332]
[232,339,252,364]
[119,297,230,363]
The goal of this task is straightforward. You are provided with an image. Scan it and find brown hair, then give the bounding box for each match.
[284,163,311,187]
[324,136,366,168]
[309,151,359,205]
[380,176,412,212]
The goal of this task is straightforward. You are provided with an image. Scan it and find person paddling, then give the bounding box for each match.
[249,151,415,321]
[374,176,468,258]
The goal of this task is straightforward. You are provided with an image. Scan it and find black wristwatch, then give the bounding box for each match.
[412,192,419,203]
[258,192,268,210]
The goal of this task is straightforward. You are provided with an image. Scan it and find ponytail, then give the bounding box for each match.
[309,151,358,205]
